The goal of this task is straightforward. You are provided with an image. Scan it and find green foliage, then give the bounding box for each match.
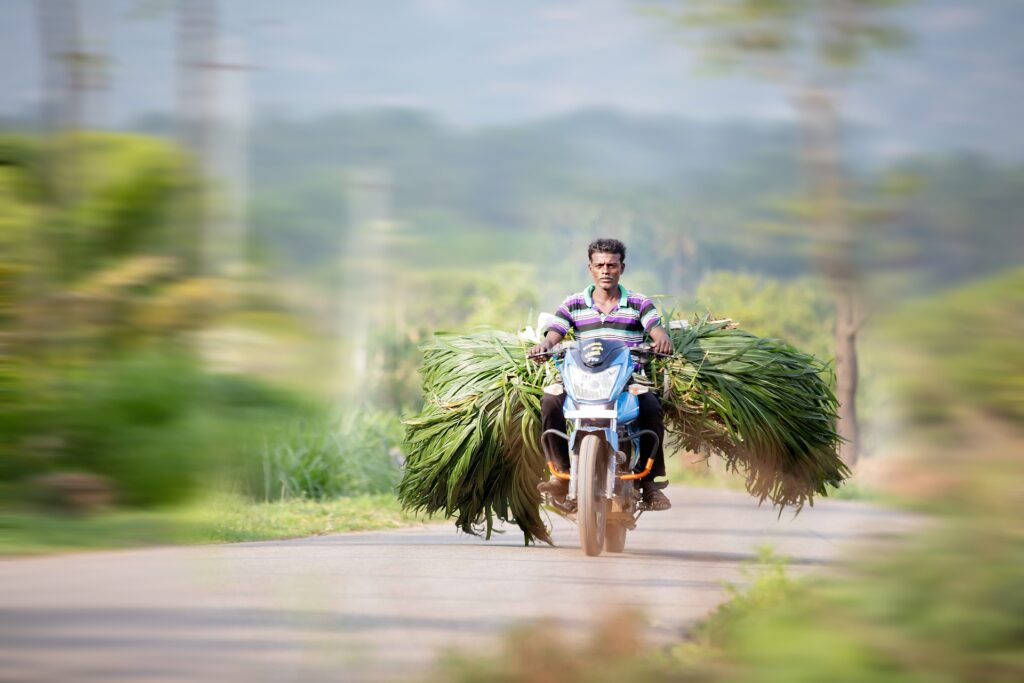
[0,493,418,556]
[0,131,266,509]
[244,109,1022,306]
[399,320,844,544]
[398,331,556,544]
[2,350,305,507]
[360,265,542,411]
[406,264,541,332]
[440,512,1024,683]
[3,132,199,283]
[366,325,424,411]
[3,351,206,505]
[683,518,1024,683]
[695,547,799,646]
[1,132,214,374]
[253,408,403,502]
[647,0,912,76]
[694,271,834,362]
[655,317,845,507]
[878,267,1024,426]
[73,133,197,264]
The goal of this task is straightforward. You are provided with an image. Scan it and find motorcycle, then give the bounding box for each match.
[535,338,664,557]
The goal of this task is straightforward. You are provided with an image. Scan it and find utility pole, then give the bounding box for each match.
[175,0,253,278]
[340,169,393,388]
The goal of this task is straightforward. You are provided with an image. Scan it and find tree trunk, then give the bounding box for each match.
[834,288,860,464]
[797,83,860,467]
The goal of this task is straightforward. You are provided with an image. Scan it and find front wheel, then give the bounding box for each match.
[577,434,609,556]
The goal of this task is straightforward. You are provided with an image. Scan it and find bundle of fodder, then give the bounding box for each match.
[398,331,556,545]
[651,317,846,508]
[398,319,847,544]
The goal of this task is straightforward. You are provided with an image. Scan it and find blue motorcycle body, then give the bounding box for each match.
[539,337,661,556]
[558,339,644,470]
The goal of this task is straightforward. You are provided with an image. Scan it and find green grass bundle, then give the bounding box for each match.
[399,319,846,543]
[398,332,556,545]
[653,318,846,508]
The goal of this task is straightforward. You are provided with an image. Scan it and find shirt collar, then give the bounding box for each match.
[584,284,629,308]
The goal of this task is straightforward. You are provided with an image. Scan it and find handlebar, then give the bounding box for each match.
[629,343,673,358]
[527,340,576,359]
[528,341,671,360]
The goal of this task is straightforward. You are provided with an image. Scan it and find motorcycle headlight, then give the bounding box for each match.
[567,365,620,402]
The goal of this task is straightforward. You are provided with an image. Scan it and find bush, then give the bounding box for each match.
[2,352,207,506]
[2,350,306,508]
[250,407,403,501]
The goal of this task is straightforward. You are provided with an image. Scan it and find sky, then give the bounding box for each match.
[2,0,1023,159]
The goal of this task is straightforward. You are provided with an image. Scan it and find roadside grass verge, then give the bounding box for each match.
[438,504,1023,683]
[0,493,422,556]
[439,547,797,683]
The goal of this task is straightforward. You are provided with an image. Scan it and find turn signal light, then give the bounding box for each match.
[627,384,649,395]
[543,384,564,396]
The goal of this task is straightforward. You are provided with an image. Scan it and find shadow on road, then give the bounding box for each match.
[619,547,826,565]
[1,606,521,648]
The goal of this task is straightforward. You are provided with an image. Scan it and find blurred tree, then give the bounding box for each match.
[0,131,244,505]
[1,132,207,365]
[644,0,913,465]
[695,271,834,362]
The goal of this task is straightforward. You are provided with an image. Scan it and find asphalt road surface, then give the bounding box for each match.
[0,486,917,682]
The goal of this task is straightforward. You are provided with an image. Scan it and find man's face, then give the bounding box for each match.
[588,251,624,292]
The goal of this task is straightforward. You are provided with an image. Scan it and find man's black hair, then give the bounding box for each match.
[588,238,626,263]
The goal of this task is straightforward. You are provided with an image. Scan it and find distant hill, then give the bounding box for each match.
[112,106,1024,296]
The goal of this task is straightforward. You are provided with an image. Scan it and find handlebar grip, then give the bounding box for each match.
[529,341,570,358]
[630,343,671,357]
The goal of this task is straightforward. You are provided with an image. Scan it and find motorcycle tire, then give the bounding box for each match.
[577,434,609,556]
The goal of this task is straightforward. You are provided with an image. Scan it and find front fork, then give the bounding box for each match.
[543,422,625,502]
[563,446,617,502]
[542,424,660,502]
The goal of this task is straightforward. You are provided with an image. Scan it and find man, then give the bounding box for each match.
[528,238,673,511]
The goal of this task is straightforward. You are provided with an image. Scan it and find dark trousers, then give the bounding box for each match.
[540,391,666,482]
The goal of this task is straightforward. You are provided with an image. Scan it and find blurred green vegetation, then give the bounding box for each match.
[3,102,1023,556]
[0,493,420,556]
[439,502,1022,682]
[240,111,1024,298]
[435,268,1024,683]
[691,271,834,363]
[0,130,409,537]
[877,268,1024,428]
[249,407,403,502]
[2,350,305,506]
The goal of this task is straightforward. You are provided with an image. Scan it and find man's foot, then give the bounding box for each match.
[641,486,671,511]
[537,476,569,499]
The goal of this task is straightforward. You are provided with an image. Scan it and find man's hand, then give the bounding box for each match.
[529,330,565,363]
[528,342,550,363]
[650,326,674,356]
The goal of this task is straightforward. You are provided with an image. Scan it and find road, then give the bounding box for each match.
[0,486,917,682]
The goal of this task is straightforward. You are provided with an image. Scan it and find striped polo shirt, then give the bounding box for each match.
[548,284,661,346]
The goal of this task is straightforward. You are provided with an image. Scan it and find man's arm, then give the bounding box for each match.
[649,324,674,355]
[529,329,565,361]
[639,296,673,355]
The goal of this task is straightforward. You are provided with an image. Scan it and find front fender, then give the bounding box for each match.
[568,424,617,453]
